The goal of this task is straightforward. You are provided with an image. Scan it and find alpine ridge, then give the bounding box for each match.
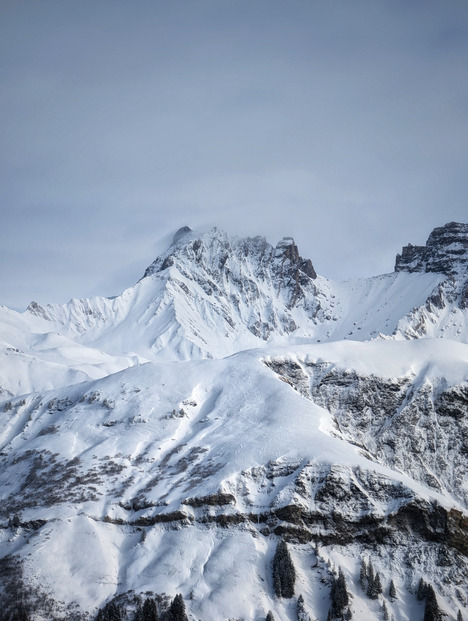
[0,222,467,621]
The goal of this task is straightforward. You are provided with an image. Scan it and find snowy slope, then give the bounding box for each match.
[0,222,468,620]
[23,229,451,359]
[2,226,462,400]
[0,304,137,398]
[1,340,468,620]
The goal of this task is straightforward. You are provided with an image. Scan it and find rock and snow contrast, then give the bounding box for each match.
[0,222,468,620]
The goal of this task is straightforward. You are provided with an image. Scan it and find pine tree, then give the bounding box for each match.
[96,600,122,621]
[266,611,275,621]
[272,540,296,598]
[330,567,349,618]
[296,594,311,621]
[382,601,389,621]
[388,579,397,601]
[135,605,143,621]
[142,597,158,621]
[11,603,30,621]
[374,572,383,596]
[366,561,375,598]
[359,559,367,590]
[457,610,463,621]
[417,578,427,601]
[326,609,332,621]
[367,570,382,600]
[297,594,304,617]
[344,608,352,620]
[167,594,188,621]
[423,585,441,621]
[366,575,374,599]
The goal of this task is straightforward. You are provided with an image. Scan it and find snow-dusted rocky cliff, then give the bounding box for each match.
[0,223,467,621]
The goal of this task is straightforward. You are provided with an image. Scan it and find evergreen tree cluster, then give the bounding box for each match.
[272,540,296,598]
[96,601,123,621]
[95,593,187,621]
[328,567,350,619]
[359,559,383,600]
[358,557,401,620]
[166,594,188,621]
[367,562,382,599]
[416,579,442,621]
[135,596,158,621]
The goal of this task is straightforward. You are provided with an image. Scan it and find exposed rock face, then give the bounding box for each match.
[460,284,468,310]
[172,225,193,244]
[144,229,317,287]
[264,358,468,507]
[259,354,468,610]
[393,223,468,334]
[395,221,468,276]
[142,228,319,341]
[25,300,50,320]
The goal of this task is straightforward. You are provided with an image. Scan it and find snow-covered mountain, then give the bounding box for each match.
[2,224,465,397]
[0,222,467,621]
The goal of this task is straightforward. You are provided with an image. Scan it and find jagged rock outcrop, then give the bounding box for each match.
[15,228,325,368]
[140,229,321,344]
[392,222,468,339]
[265,356,468,507]
[395,221,468,276]
[143,228,317,306]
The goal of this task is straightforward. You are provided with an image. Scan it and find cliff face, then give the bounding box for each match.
[392,222,468,341]
[265,354,468,507]
[395,222,468,276]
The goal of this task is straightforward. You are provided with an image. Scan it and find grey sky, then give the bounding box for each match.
[1,1,468,310]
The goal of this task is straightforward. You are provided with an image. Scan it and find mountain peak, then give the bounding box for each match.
[172,225,193,245]
[395,221,468,276]
[142,227,317,283]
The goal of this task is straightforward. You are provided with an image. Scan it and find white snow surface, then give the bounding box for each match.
[1,227,468,620]
[1,341,467,619]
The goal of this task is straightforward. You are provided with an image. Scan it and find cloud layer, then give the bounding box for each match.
[1,1,468,309]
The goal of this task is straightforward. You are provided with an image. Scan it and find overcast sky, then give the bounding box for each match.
[1,1,468,310]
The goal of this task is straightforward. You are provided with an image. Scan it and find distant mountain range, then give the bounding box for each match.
[0,222,467,621]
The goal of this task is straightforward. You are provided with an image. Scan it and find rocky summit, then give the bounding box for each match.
[0,223,468,621]
[395,221,468,277]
